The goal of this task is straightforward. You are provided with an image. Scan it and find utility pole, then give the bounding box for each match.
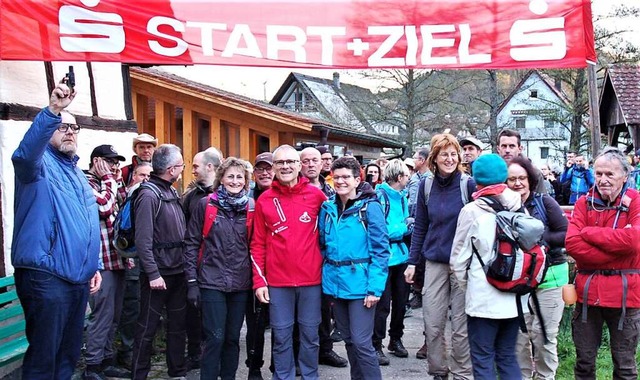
[587,63,601,158]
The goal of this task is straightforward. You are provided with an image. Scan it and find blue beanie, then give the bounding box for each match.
[472,154,508,186]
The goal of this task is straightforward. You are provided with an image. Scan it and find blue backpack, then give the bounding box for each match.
[113,182,163,258]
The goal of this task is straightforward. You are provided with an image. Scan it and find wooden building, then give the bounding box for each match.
[599,64,640,150]
[130,67,404,186]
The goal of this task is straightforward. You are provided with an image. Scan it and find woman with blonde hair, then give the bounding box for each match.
[184,157,254,380]
[404,133,475,380]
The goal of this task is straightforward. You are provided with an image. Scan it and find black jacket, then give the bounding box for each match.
[134,175,186,280]
[183,194,251,292]
[182,180,214,224]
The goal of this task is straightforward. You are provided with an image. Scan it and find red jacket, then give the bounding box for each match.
[250,176,327,289]
[566,187,640,308]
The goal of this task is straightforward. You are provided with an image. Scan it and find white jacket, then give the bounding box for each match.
[450,188,525,319]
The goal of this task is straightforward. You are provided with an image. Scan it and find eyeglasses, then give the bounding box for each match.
[273,159,300,168]
[172,163,185,170]
[301,158,321,165]
[507,176,528,184]
[438,152,458,159]
[57,123,80,134]
[254,166,273,173]
[103,158,120,167]
[333,175,354,182]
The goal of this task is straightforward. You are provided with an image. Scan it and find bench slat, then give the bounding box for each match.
[0,303,23,321]
[0,319,25,341]
[0,276,15,289]
[0,289,19,305]
[0,335,28,366]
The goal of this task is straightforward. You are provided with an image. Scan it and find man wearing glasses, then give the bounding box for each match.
[251,145,327,379]
[12,80,103,378]
[131,144,188,380]
[83,145,131,379]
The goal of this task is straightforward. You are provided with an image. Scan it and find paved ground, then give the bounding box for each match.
[63,306,436,380]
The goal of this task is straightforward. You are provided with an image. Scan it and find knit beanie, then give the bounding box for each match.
[472,154,508,186]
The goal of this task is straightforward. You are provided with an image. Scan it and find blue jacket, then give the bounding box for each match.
[11,107,101,284]
[319,184,390,299]
[560,165,594,204]
[376,182,410,267]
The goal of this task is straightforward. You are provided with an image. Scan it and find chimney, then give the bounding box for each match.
[333,72,340,89]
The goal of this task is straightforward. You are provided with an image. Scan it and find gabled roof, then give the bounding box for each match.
[497,70,570,115]
[270,72,388,136]
[129,67,403,148]
[601,64,640,125]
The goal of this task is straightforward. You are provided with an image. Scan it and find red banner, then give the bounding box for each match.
[0,0,596,69]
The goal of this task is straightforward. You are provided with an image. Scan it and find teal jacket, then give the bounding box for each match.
[320,184,390,299]
[376,183,410,267]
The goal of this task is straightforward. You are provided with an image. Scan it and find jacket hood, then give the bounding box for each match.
[271,175,311,194]
[355,181,378,201]
[475,187,522,213]
[184,179,214,194]
[377,182,404,200]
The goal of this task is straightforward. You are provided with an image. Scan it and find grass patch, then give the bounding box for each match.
[555,306,640,379]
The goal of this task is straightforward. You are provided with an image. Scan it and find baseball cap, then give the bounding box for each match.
[254,152,273,166]
[459,136,484,150]
[91,144,125,162]
[132,133,158,149]
[316,145,329,155]
[403,157,416,169]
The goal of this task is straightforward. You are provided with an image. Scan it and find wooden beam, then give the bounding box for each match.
[155,99,168,144]
[210,117,221,152]
[182,108,194,185]
[240,125,250,160]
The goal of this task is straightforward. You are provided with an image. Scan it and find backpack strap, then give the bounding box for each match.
[460,174,471,204]
[139,182,164,218]
[423,174,434,206]
[375,189,391,219]
[478,196,506,213]
[532,193,548,226]
[246,197,256,241]
[358,201,369,231]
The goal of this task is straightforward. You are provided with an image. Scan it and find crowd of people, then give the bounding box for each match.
[9,79,640,380]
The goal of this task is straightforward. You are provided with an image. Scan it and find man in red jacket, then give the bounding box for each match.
[566,147,640,380]
[251,144,327,380]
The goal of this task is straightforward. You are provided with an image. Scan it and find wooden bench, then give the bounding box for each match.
[0,276,27,371]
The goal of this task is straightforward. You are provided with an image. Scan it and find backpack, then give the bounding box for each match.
[423,173,471,206]
[471,196,550,342]
[472,196,548,295]
[113,182,163,258]
[197,194,255,267]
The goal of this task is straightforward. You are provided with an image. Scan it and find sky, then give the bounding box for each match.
[160,0,640,102]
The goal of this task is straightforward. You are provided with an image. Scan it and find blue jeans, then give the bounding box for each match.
[14,268,89,380]
[333,297,381,380]
[200,288,249,380]
[467,316,521,380]
[269,286,321,380]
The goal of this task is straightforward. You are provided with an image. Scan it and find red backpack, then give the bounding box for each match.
[472,196,547,294]
[197,193,255,267]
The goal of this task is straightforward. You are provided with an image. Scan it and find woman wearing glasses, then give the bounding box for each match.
[507,156,568,380]
[319,156,390,380]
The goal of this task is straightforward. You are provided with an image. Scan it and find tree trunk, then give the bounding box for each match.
[487,69,499,152]
[571,69,586,152]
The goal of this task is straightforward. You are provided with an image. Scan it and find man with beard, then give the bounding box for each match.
[181,147,222,369]
[12,80,102,378]
[121,133,157,186]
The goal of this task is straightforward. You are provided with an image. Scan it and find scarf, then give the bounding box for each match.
[472,184,508,200]
[216,186,249,212]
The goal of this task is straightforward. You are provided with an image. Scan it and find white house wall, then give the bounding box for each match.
[0,61,133,276]
[496,73,570,168]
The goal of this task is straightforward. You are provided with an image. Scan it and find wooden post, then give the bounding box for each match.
[587,63,601,158]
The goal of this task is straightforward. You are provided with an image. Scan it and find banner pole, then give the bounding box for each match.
[587,63,601,157]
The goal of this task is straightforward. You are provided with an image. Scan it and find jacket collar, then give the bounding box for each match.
[47,144,79,167]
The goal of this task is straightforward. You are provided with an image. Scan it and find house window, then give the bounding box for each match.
[530,89,538,98]
[515,117,526,129]
[540,147,549,159]
[544,118,554,128]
